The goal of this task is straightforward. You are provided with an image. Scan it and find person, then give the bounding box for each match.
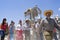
[34,20,42,40]
[9,21,15,40]
[0,24,1,40]
[53,17,58,40]
[58,23,60,39]
[53,28,58,40]
[37,19,44,40]
[0,25,1,30]
[1,18,9,40]
[23,19,31,40]
[33,21,38,40]
[15,20,23,40]
[40,10,60,40]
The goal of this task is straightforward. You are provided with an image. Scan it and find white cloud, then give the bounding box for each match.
[58,8,60,11]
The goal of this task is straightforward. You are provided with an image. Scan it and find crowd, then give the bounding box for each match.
[0,10,60,40]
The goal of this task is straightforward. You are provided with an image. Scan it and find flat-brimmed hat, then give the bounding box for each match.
[44,10,53,16]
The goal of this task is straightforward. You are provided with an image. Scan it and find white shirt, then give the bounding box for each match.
[35,23,40,28]
[23,23,31,30]
[15,24,23,30]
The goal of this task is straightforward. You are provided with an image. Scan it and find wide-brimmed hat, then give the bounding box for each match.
[25,18,31,22]
[44,10,53,16]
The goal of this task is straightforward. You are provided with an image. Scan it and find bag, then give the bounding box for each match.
[5,28,9,35]
[5,24,9,35]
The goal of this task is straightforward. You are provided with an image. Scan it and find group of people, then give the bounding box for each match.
[31,10,60,40]
[39,10,60,40]
[0,17,31,40]
[0,10,60,40]
[0,18,15,40]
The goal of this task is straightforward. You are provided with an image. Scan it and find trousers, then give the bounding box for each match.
[43,31,53,40]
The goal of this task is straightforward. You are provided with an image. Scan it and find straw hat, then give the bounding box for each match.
[44,10,53,16]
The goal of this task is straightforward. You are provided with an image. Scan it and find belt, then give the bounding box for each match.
[45,30,53,32]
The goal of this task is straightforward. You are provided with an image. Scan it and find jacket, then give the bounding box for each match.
[40,18,60,32]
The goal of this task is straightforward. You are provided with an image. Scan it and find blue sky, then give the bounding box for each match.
[0,0,60,24]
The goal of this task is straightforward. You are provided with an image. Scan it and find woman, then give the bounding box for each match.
[1,18,8,40]
[15,20,23,40]
[9,21,15,40]
[0,24,1,40]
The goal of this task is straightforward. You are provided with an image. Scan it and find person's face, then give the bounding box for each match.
[4,20,6,24]
[11,23,14,26]
[20,22,22,25]
[46,12,51,18]
[26,21,29,24]
[19,21,22,25]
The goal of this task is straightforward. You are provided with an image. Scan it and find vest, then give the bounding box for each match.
[42,18,55,31]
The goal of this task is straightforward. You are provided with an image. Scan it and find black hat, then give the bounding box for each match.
[11,21,15,24]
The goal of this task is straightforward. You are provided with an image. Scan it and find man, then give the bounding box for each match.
[40,10,60,40]
[24,19,31,40]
